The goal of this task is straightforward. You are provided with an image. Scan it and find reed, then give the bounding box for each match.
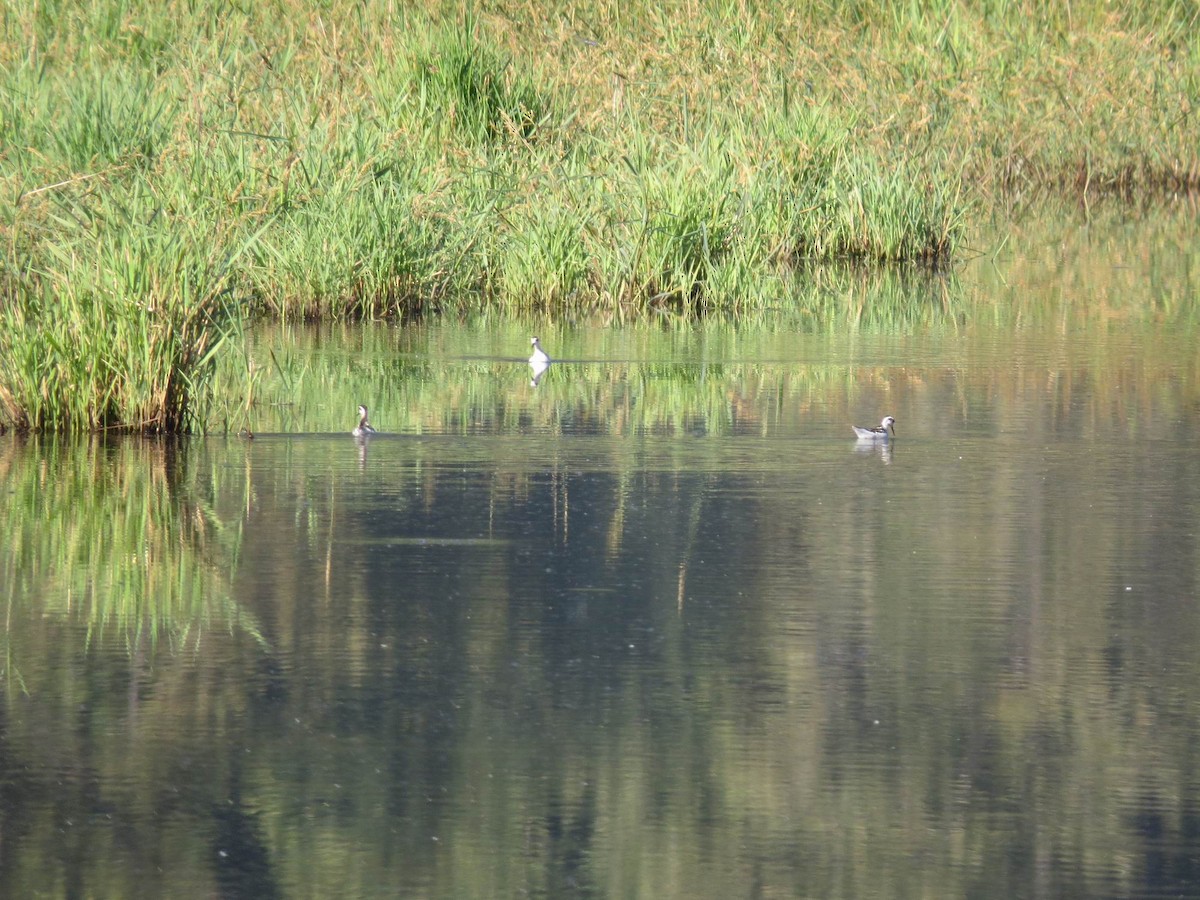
[408,14,556,147]
[1,178,255,432]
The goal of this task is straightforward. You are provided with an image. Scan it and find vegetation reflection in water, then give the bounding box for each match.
[0,438,272,895]
[3,308,1200,895]
[0,437,263,663]
[1,201,1198,897]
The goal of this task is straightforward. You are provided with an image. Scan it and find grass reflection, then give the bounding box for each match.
[0,436,263,672]
[1,324,1199,895]
[209,313,1200,446]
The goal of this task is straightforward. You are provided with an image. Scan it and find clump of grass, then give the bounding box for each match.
[784,150,965,264]
[249,164,459,320]
[50,68,173,173]
[616,160,738,311]
[0,181,254,433]
[1,63,173,186]
[498,206,596,311]
[408,14,555,146]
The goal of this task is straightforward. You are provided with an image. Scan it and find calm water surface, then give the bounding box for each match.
[3,211,1200,898]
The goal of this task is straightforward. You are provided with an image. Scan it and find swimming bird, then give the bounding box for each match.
[352,405,377,437]
[528,336,551,366]
[852,415,896,440]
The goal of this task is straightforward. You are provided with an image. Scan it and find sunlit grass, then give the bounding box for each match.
[0,179,257,432]
[0,0,1196,431]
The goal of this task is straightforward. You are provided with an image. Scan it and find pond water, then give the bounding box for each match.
[3,204,1200,898]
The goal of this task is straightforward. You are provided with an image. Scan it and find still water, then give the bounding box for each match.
[3,208,1200,898]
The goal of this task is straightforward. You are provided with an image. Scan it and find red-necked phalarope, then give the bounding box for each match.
[528,336,551,366]
[352,405,377,437]
[852,415,895,440]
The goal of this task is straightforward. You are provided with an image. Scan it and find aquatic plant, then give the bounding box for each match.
[0,181,255,433]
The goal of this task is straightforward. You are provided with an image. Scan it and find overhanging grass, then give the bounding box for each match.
[0,179,256,432]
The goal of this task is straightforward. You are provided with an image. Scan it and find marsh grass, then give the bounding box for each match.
[249,165,458,320]
[0,180,257,432]
[409,15,556,146]
[1,0,1197,431]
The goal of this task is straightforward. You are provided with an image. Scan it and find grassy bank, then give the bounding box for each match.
[0,199,257,432]
[1,0,1198,431]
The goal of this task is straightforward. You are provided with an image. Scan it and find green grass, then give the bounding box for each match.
[0,179,257,432]
[1,0,1197,431]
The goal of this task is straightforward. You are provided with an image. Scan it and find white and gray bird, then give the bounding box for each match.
[852,415,896,440]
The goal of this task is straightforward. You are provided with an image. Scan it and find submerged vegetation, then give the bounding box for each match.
[1,0,1198,431]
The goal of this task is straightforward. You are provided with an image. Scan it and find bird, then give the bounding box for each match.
[352,405,377,437]
[528,336,551,366]
[529,358,549,388]
[852,415,896,440]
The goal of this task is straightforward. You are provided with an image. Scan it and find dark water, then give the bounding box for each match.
[3,213,1200,898]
